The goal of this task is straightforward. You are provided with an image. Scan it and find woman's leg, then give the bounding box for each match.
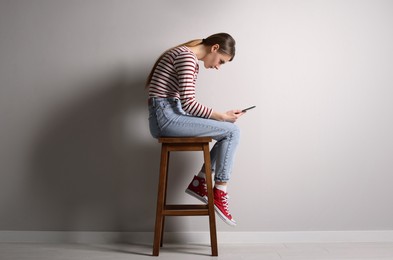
[160,113,240,182]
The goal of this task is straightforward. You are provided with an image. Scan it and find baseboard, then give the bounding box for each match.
[1,230,393,244]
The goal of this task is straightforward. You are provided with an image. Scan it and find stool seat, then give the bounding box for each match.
[152,137,218,256]
[159,137,212,143]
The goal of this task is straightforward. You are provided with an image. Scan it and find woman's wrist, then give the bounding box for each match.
[210,111,226,121]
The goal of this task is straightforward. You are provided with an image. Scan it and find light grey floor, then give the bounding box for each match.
[1,242,393,259]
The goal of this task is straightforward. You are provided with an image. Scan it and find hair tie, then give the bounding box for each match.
[202,38,206,44]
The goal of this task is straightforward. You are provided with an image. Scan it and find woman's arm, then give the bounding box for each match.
[210,110,244,123]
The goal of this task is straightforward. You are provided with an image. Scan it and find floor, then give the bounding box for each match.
[1,242,393,259]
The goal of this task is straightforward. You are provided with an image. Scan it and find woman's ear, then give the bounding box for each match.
[210,44,220,53]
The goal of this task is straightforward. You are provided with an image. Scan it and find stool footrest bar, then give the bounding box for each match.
[163,209,209,216]
[165,204,208,210]
[164,204,209,216]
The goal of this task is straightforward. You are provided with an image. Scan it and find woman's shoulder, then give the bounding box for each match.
[169,46,197,60]
[172,45,192,53]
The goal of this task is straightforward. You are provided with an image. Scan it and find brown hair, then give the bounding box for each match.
[145,33,236,88]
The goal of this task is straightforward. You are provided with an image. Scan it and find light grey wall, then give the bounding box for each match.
[1,0,393,233]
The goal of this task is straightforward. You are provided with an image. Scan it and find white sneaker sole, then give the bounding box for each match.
[214,204,237,227]
[185,188,208,203]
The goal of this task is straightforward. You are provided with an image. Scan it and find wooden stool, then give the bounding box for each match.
[152,137,218,256]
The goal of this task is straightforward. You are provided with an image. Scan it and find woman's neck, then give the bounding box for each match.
[188,45,208,60]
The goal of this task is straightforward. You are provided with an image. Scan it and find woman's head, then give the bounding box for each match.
[200,33,236,60]
[185,33,236,70]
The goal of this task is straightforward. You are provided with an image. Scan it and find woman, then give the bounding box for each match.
[146,33,244,226]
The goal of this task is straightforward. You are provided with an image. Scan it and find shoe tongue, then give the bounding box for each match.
[215,188,226,195]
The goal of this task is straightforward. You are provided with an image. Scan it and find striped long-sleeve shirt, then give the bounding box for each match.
[148,46,213,118]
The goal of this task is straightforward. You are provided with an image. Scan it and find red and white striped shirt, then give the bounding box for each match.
[148,46,213,118]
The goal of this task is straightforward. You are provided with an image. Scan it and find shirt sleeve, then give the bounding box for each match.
[173,51,213,118]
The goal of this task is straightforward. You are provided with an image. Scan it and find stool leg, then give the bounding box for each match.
[160,218,165,247]
[160,151,170,247]
[153,145,169,256]
[203,143,218,256]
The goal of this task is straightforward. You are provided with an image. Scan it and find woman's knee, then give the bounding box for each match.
[227,123,240,142]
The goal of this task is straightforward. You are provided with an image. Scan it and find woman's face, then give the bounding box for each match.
[203,44,232,70]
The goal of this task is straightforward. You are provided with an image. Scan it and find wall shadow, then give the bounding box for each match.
[30,67,162,233]
[29,65,204,247]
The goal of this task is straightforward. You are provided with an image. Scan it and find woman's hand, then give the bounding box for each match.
[210,110,245,123]
[224,110,245,122]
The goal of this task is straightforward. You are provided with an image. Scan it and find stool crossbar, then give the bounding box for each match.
[152,137,218,256]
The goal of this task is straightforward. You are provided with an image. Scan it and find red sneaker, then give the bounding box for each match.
[214,188,237,226]
[185,175,207,203]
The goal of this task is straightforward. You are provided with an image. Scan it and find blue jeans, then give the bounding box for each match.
[148,97,240,182]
